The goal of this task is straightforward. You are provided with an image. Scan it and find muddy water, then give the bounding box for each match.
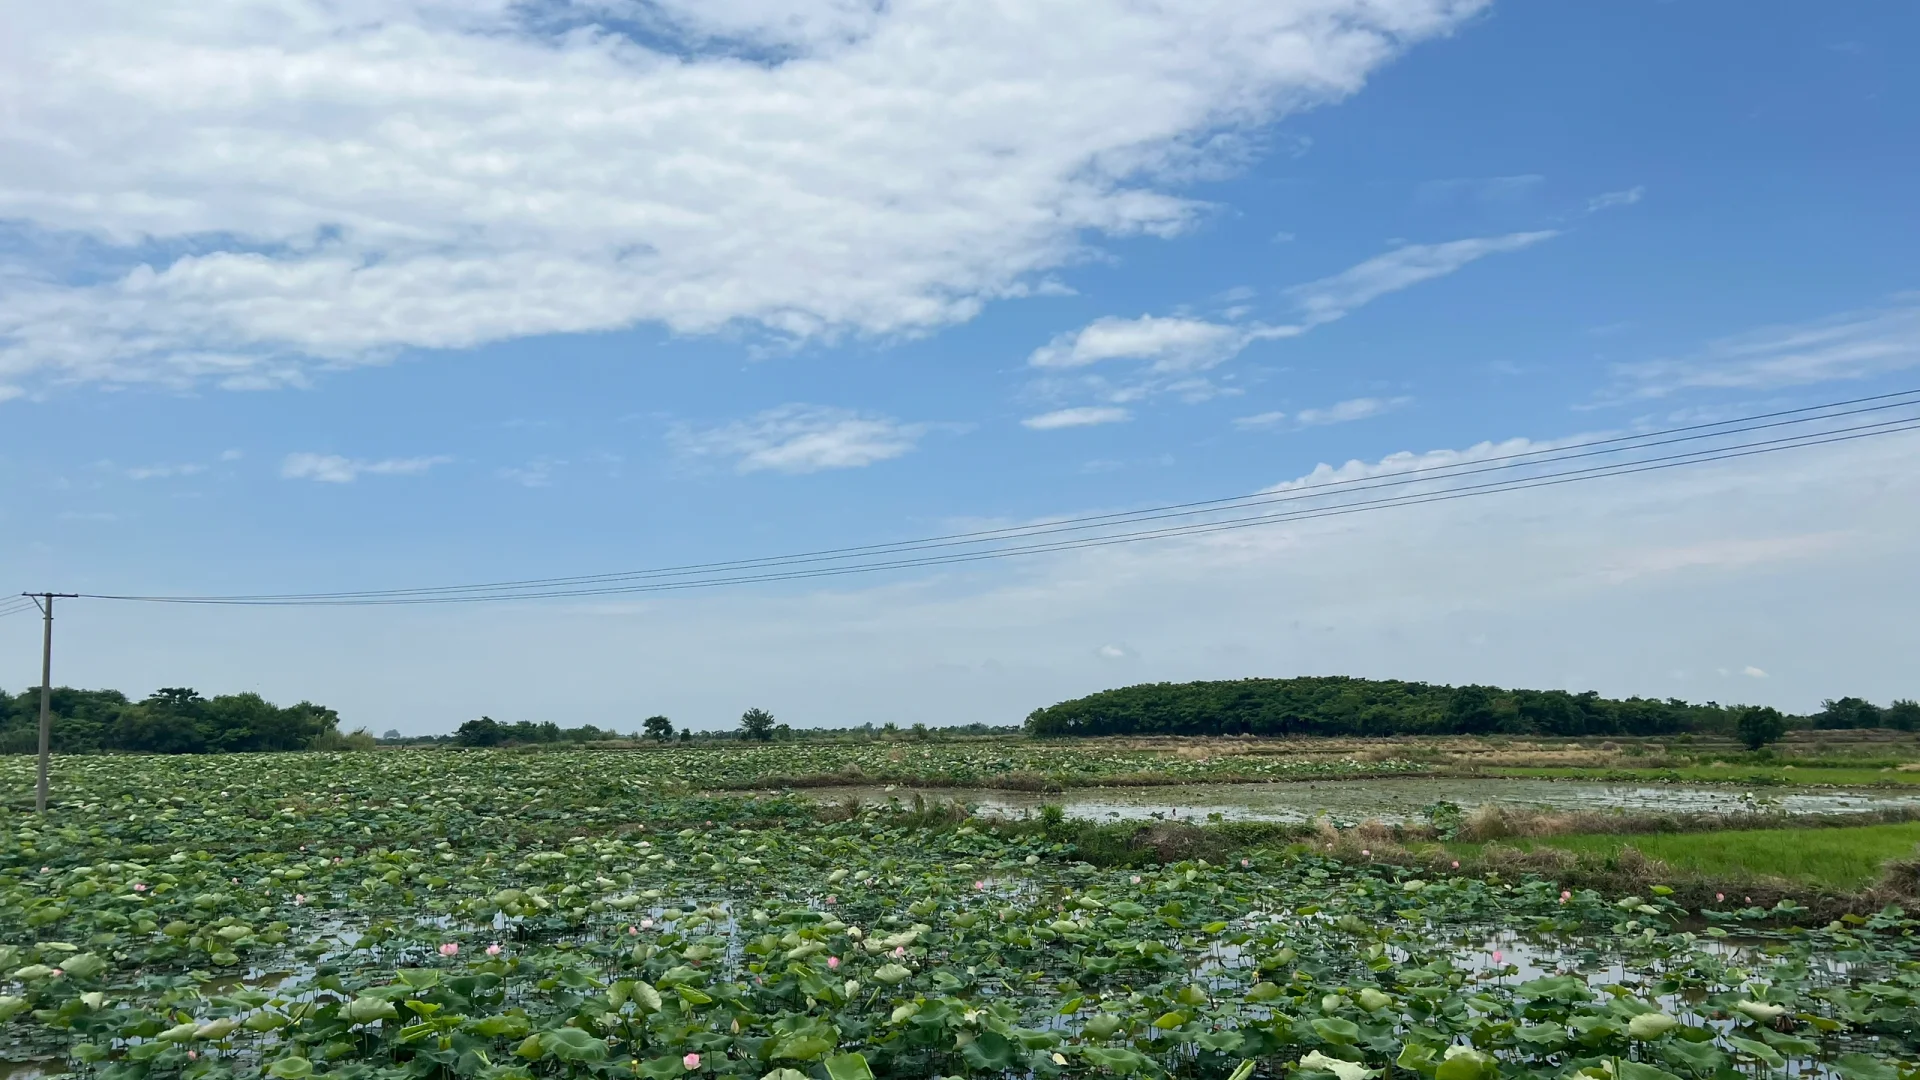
[798,777,1920,824]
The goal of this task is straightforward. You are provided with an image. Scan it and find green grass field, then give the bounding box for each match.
[1451,821,1920,890]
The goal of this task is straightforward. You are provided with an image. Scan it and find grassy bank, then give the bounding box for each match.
[930,801,1920,919]
[1447,820,1920,891]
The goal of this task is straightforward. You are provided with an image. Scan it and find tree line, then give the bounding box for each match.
[1023,676,1920,740]
[0,686,357,754]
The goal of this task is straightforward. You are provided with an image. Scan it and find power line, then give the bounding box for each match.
[74,389,1920,604]
[78,403,1920,607]
[91,389,1920,603]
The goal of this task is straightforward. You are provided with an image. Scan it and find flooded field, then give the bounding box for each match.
[798,775,1920,823]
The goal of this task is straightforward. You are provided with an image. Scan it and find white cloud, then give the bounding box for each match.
[1743,665,1769,679]
[1586,186,1645,212]
[674,404,930,474]
[1234,396,1409,430]
[1028,316,1296,373]
[1610,301,1920,399]
[1234,410,1290,430]
[1285,231,1557,326]
[1022,406,1132,431]
[125,462,207,480]
[281,452,453,483]
[498,458,565,488]
[1295,395,1411,427]
[0,0,1487,394]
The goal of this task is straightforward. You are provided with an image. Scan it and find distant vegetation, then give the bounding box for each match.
[0,686,356,754]
[1025,676,1920,738]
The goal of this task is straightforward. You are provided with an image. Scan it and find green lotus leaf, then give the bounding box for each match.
[60,952,108,979]
[1311,1017,1360,1044]
[342,996,400,1024]
[539,1026,609,1061]
[1628,1012,1678,1040]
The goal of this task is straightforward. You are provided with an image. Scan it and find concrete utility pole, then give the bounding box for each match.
[27,593,78,814]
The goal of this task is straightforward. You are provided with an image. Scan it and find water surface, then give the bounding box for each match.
[795,777,1920,824]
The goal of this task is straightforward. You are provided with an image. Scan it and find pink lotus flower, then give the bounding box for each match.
[1130,875,1141,885]
[1451,861,1460,869]
[641,918,654,929]
[892,945,906,958]
[825,895,837,905]
[133,882,147,892]
[827,956,840,969]
[628,926,639,935]
[683,1053,701,1070]
[1716,893,1725,903]
[294,894,307,906]
[51,968,63,977]
[1360,849,1371,857]
[187,1051,198,1061]
[1491,950,1503,964]
[438,942,459,957]
[974,880,985,890]
[487,943,502,956]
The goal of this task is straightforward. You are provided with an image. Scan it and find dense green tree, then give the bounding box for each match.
[0,685,345,754]
[1736,705,1787,750]
[1889,700,1920,732]
[1814,696,1886,729]
[453,716,505,747]
[643,715,675,741]
[739,707,776,742]
[1023,676,1797,739]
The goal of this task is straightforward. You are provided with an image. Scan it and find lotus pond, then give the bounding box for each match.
[2,751,1917,1080]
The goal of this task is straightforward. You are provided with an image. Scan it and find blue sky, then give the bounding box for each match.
[2,0,1917,733]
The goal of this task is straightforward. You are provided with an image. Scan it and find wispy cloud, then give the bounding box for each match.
[1286,231,1557,326]
[1234,396,1411,431]
[1022,406,1131,430]
[281,453,453,484]
[498,458,565,488]
[1028,316,1296,374]
[1609,301,1920,399]
[1298,395,1412,427]
[125,462,207,480]
[1586,186,1645,213]
[673,405,933,474]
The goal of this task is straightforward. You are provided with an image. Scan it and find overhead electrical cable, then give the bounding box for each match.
[76,397,1920,607]
[72,389,1920,605]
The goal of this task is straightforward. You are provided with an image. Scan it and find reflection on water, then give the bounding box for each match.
[797,777,1920,824]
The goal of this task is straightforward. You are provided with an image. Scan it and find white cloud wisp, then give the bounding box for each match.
[281,453,453,484]
[1285,231,1557,326]
[673,405,931,474]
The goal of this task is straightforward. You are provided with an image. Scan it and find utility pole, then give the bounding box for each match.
[26,593,78,814]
